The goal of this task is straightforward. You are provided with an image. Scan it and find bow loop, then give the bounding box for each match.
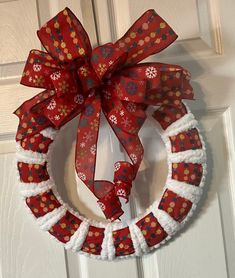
[50,69,78,97]
[37,7,92,63]
[143,64,194,105]
[20,50,59,89]
[42,92,83,127]
[115,9,178,66]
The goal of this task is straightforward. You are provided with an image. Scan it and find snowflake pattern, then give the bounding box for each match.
[91,119,99,131]
[50,71,61,81]
[80,142,85,148]
[121,117,132,128]
[97,201,106,211]
[47,99,56,110]
[97,63,107,74]
[83,131,94,142]
[33,64,42,72]
[58,80,69,94]
[33,75,44,86]
[74,94,84,104]
[84,105,94,116]
[130,153,137,164]
[120,110,125,116]
[116,189,126,197]
[126,82,138,95]
[77,172,86,181]
[114,162,121,171]
[109,115,117,124]
[126,102,136,112]
[145,66,158,79]
[90,144,96,155]
[58,105,70,116]
[79,66,89,77]
[54,115,60,121]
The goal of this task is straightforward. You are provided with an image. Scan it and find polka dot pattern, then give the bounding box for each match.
[20,133,52,153]
[170,128,202,152]
[17,161,49,183]
[159,189,192,222]
[81,226,105,255]
[136,213,167,247]
[153,103,187,130]
[49,211,82,243]
[172,162,203,186]
[112,227,135,256]
[26,190,61,217]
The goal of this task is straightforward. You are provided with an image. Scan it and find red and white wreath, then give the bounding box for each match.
[14,8,206,260]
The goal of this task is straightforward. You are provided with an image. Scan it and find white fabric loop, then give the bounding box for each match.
[36,205,67,231]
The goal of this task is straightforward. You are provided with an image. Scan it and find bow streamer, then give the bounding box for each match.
[14,8,193,221]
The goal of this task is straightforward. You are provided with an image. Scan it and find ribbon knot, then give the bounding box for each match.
[14,7,194,221]
[77,62,100,92]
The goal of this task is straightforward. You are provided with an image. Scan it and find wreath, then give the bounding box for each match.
[14,8,206,260]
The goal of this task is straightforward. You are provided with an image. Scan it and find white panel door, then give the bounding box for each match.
[1,0,235,278]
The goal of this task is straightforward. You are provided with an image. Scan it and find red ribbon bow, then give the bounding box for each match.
[14,8,193,221]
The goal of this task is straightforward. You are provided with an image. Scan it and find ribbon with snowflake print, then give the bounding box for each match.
[14,7,193,221]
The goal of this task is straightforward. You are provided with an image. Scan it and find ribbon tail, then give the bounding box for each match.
[75,95,101,193]
[102,104,144,202]
[111,126,143,177]
[75,95,125,221]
